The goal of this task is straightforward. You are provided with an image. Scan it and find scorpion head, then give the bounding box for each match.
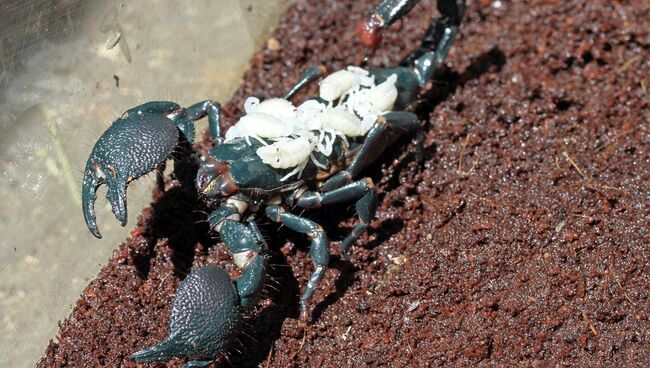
[196,156,239,198]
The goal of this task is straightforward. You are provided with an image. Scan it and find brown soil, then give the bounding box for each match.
[39,0,650,367]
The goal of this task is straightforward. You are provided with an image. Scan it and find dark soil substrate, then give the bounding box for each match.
[40,0,649,367]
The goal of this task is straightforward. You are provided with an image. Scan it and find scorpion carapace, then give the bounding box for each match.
[81,0,465,366]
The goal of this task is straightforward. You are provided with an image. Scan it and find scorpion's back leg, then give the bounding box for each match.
[322,111,420,192]
[292,178,378,256]
[265,204,329,320]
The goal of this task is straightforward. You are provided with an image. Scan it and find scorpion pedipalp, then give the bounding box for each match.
[82,100,226,238]
[129,266,241,366]
[82,103,181,238]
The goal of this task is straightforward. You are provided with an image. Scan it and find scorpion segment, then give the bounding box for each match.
[196,156,239,198]
[130,266,241,365]
[82,112,180,238]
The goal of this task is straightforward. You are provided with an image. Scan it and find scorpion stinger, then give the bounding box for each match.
[80,0,465,366]
[359,0,465,85]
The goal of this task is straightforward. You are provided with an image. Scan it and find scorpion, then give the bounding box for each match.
[81,0,465,366]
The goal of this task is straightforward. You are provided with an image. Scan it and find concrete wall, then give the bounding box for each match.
[0,1,290,366]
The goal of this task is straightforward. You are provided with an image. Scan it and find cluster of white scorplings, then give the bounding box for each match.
[224,66,399,181]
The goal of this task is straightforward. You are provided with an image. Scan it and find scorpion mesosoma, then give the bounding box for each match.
[81,0,465,366]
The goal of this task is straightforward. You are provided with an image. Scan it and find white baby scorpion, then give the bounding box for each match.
[225,66,399,181]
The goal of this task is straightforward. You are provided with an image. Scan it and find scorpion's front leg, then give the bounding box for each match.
[265,204,329,320]
[130,200,266,366]
[82,100,223,238]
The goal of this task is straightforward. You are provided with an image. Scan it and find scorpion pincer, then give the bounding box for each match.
[80,0,465,366]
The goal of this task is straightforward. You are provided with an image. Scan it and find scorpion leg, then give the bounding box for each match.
[294,179,378,256]
[168,100,224,185]
[282,65,327,100]
[265,204,329,320]
[322,111,420,192]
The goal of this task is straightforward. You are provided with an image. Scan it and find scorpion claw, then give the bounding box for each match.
[107,181,128,226]
[82,161,102,238]
[130,266,242,363]
[81,112,181,237]
[82,157,130,238]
